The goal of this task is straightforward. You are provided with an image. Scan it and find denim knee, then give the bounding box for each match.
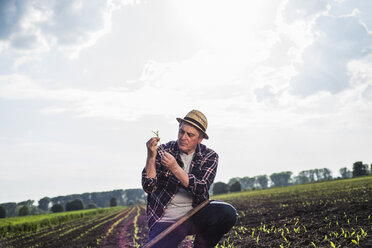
[198,201,237,234]
[214,201,238,232]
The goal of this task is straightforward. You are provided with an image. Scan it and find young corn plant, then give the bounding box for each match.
[351,235,360,246]
[330,241,336,248]
[152,130,165,153]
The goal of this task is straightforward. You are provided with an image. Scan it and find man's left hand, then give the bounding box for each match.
[161,152,179,172]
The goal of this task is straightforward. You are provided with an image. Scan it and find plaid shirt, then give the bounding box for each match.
[141,140,218,231]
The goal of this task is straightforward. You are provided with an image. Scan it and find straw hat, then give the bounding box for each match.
[176,109,209,139]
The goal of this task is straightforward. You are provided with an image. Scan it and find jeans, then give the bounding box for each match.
[148,201,238,248]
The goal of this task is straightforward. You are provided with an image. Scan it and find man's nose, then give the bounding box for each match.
[180,132,187,140]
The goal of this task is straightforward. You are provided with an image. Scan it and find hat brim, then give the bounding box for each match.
[177,117,209,139]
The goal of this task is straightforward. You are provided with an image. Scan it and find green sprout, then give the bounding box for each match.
[330,241,336,248]
[152,130,160,138]
[152,130,164,152]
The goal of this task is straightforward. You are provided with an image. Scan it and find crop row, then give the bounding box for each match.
[0,207,123,237]
[0,206,140,248]
[1,207,125,245]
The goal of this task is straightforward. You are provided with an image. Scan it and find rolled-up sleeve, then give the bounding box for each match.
[187,151,218,198]
[141,154,163,194]
[141,168,158,194]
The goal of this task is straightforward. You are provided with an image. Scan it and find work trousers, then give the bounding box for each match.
[148,201,238,248]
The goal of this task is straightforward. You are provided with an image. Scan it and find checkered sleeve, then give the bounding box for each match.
[187,150,218,198]
[141,169,157,194]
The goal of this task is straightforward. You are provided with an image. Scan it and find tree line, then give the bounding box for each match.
[1,161,370,218]
[0,188,146,218]
[212,161,372,195]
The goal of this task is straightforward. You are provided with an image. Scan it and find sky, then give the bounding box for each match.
[1,0,372,204]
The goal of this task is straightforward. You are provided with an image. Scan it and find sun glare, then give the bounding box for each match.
[171,0,272,49]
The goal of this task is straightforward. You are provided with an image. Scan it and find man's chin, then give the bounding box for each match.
[179,146,187,152]
[178,144,188,153]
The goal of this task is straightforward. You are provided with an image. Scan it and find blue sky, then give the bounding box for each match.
[1,0,372,203]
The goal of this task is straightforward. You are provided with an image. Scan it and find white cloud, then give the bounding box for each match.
[348,57,372,87]
[0,0,142,60]
[2,57,371,134]
[284,1,372,95]
[1,0,371,133]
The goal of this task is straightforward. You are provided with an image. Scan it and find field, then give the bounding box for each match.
[0,206,148,248]
[215,177,372,247]
[0,177,371,247]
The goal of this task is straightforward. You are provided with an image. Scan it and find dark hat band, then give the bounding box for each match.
[184,117,206,132]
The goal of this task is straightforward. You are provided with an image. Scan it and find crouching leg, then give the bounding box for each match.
[191,201,238,248]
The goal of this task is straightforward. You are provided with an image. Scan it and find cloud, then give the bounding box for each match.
[0,0,140,59]
[282,0,330,21]
[330,0,372,30]
[348,56,372,102]
[1,0,372,131]
[363,85,372,100]
[284,1,372,95]
[0,0,29,39]
[2,59,371,135]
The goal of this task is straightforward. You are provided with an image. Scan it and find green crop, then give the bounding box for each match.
[0,207,123,237]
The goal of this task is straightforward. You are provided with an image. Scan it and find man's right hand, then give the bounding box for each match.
[146,137,160,158]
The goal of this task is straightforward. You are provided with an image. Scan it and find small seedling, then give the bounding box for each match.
[152,130,160,138]
[152,130,164,153]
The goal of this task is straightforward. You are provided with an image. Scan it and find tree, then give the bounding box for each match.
[65,199,84,211]
[270,171,292,187]
[318,168,332,181]
[256,175,268,189]
[213,182,229,194]
[230,181,241,192]
[339,167,352,179]
[51,204,64,213]
[309,169,316,182]
[1,203,16,217]
[86,203,98,209]
[110,197,118,207]
[298,171,310,184]
[18,205,30,216]
[239,177,256,190]
[38,197,51,211]
[18,200,34,207]
[125,189,145,205]
[352,161,368,178]
[0,205,6,218]
[227,177,240,186]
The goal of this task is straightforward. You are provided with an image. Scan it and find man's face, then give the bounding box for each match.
[177,122,203,154]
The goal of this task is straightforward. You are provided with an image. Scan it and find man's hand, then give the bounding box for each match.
[145,137,160,179]
[162,151,189,187]
[161,152,179,172]
[146,137,160,158]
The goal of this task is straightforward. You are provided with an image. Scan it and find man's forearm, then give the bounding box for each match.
[145,155,157,178]
[171,166,189,187]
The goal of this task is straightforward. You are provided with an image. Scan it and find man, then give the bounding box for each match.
[142,109,237,247]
